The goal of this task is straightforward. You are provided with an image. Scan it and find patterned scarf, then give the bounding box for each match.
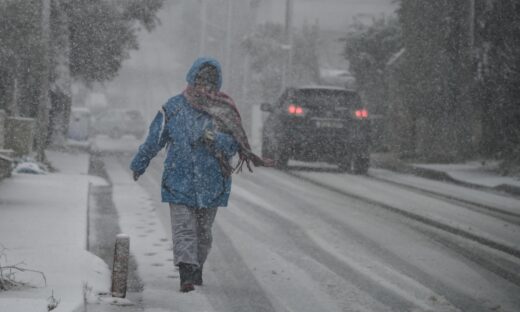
[183,85,274,176]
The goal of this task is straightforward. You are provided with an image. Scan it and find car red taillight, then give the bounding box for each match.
[355,109,368,119]
[288,104,304,116]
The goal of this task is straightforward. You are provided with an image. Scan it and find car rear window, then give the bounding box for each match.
[291,89,361,109]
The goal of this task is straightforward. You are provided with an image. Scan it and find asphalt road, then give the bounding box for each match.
[84,129,520,312]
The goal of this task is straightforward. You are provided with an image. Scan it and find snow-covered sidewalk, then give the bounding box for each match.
[103,156,216,312]
[0,150,110,312]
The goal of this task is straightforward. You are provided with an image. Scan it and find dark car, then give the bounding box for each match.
[261,86,370,173]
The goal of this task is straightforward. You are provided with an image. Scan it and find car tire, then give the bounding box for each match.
[274,149,289,169]
[352,155,369,175]
[261,136,273,159]
[337,157,352,173]
[337,154,352,173]
[272,138,289,169]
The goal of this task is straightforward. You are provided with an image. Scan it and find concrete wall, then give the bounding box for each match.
[0,110,12,179]
[5,116,35,157]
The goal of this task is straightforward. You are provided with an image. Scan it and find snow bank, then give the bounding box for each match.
[0,151,111,312]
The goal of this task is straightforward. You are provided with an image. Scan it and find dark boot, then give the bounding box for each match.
[178,262,195,292]
[193,264,203,286]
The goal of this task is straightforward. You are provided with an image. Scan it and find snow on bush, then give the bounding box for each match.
[0,244,47,291]
[12,156,49,175]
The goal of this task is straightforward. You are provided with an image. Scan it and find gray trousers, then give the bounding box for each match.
[169,204,218,267]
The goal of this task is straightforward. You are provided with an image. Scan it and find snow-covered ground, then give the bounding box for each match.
[2,138,519,311]
[291,168,520,253]
[0,150,110,312]
[103,157,216,312]
[107,151,520,311]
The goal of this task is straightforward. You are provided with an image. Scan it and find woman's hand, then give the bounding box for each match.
[203,129,215,143]
[133,171,140,181]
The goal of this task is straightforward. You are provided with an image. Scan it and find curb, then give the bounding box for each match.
[409,165,520,197]
[495,184,520,197]
[371,155,520,198]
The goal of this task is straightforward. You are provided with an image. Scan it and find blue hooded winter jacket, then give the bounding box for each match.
[130,57,239,208]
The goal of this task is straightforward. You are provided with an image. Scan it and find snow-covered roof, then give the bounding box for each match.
[71,107,91,113]
[319,68,352,77]
[7,116,35,122]
[295,85,350,91]
[386,48,406,67]
[0,154,12,162]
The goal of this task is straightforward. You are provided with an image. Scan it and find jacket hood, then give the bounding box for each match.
[185,57,223,91]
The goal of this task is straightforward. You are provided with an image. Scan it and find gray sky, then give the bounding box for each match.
[258,0,397,30]
[102,0,398,119]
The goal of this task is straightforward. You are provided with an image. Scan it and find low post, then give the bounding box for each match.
[111,234,130,298]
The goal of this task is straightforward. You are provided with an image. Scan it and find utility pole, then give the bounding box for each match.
[281,0,293,90]
[224,0,233,83]
[469,0,475,48]
[199,0,207,56]
[36,0,51,162]
[286,0,293,82]
[9,65,19,116]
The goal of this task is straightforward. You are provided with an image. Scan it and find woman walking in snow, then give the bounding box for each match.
[130,57,272,292]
